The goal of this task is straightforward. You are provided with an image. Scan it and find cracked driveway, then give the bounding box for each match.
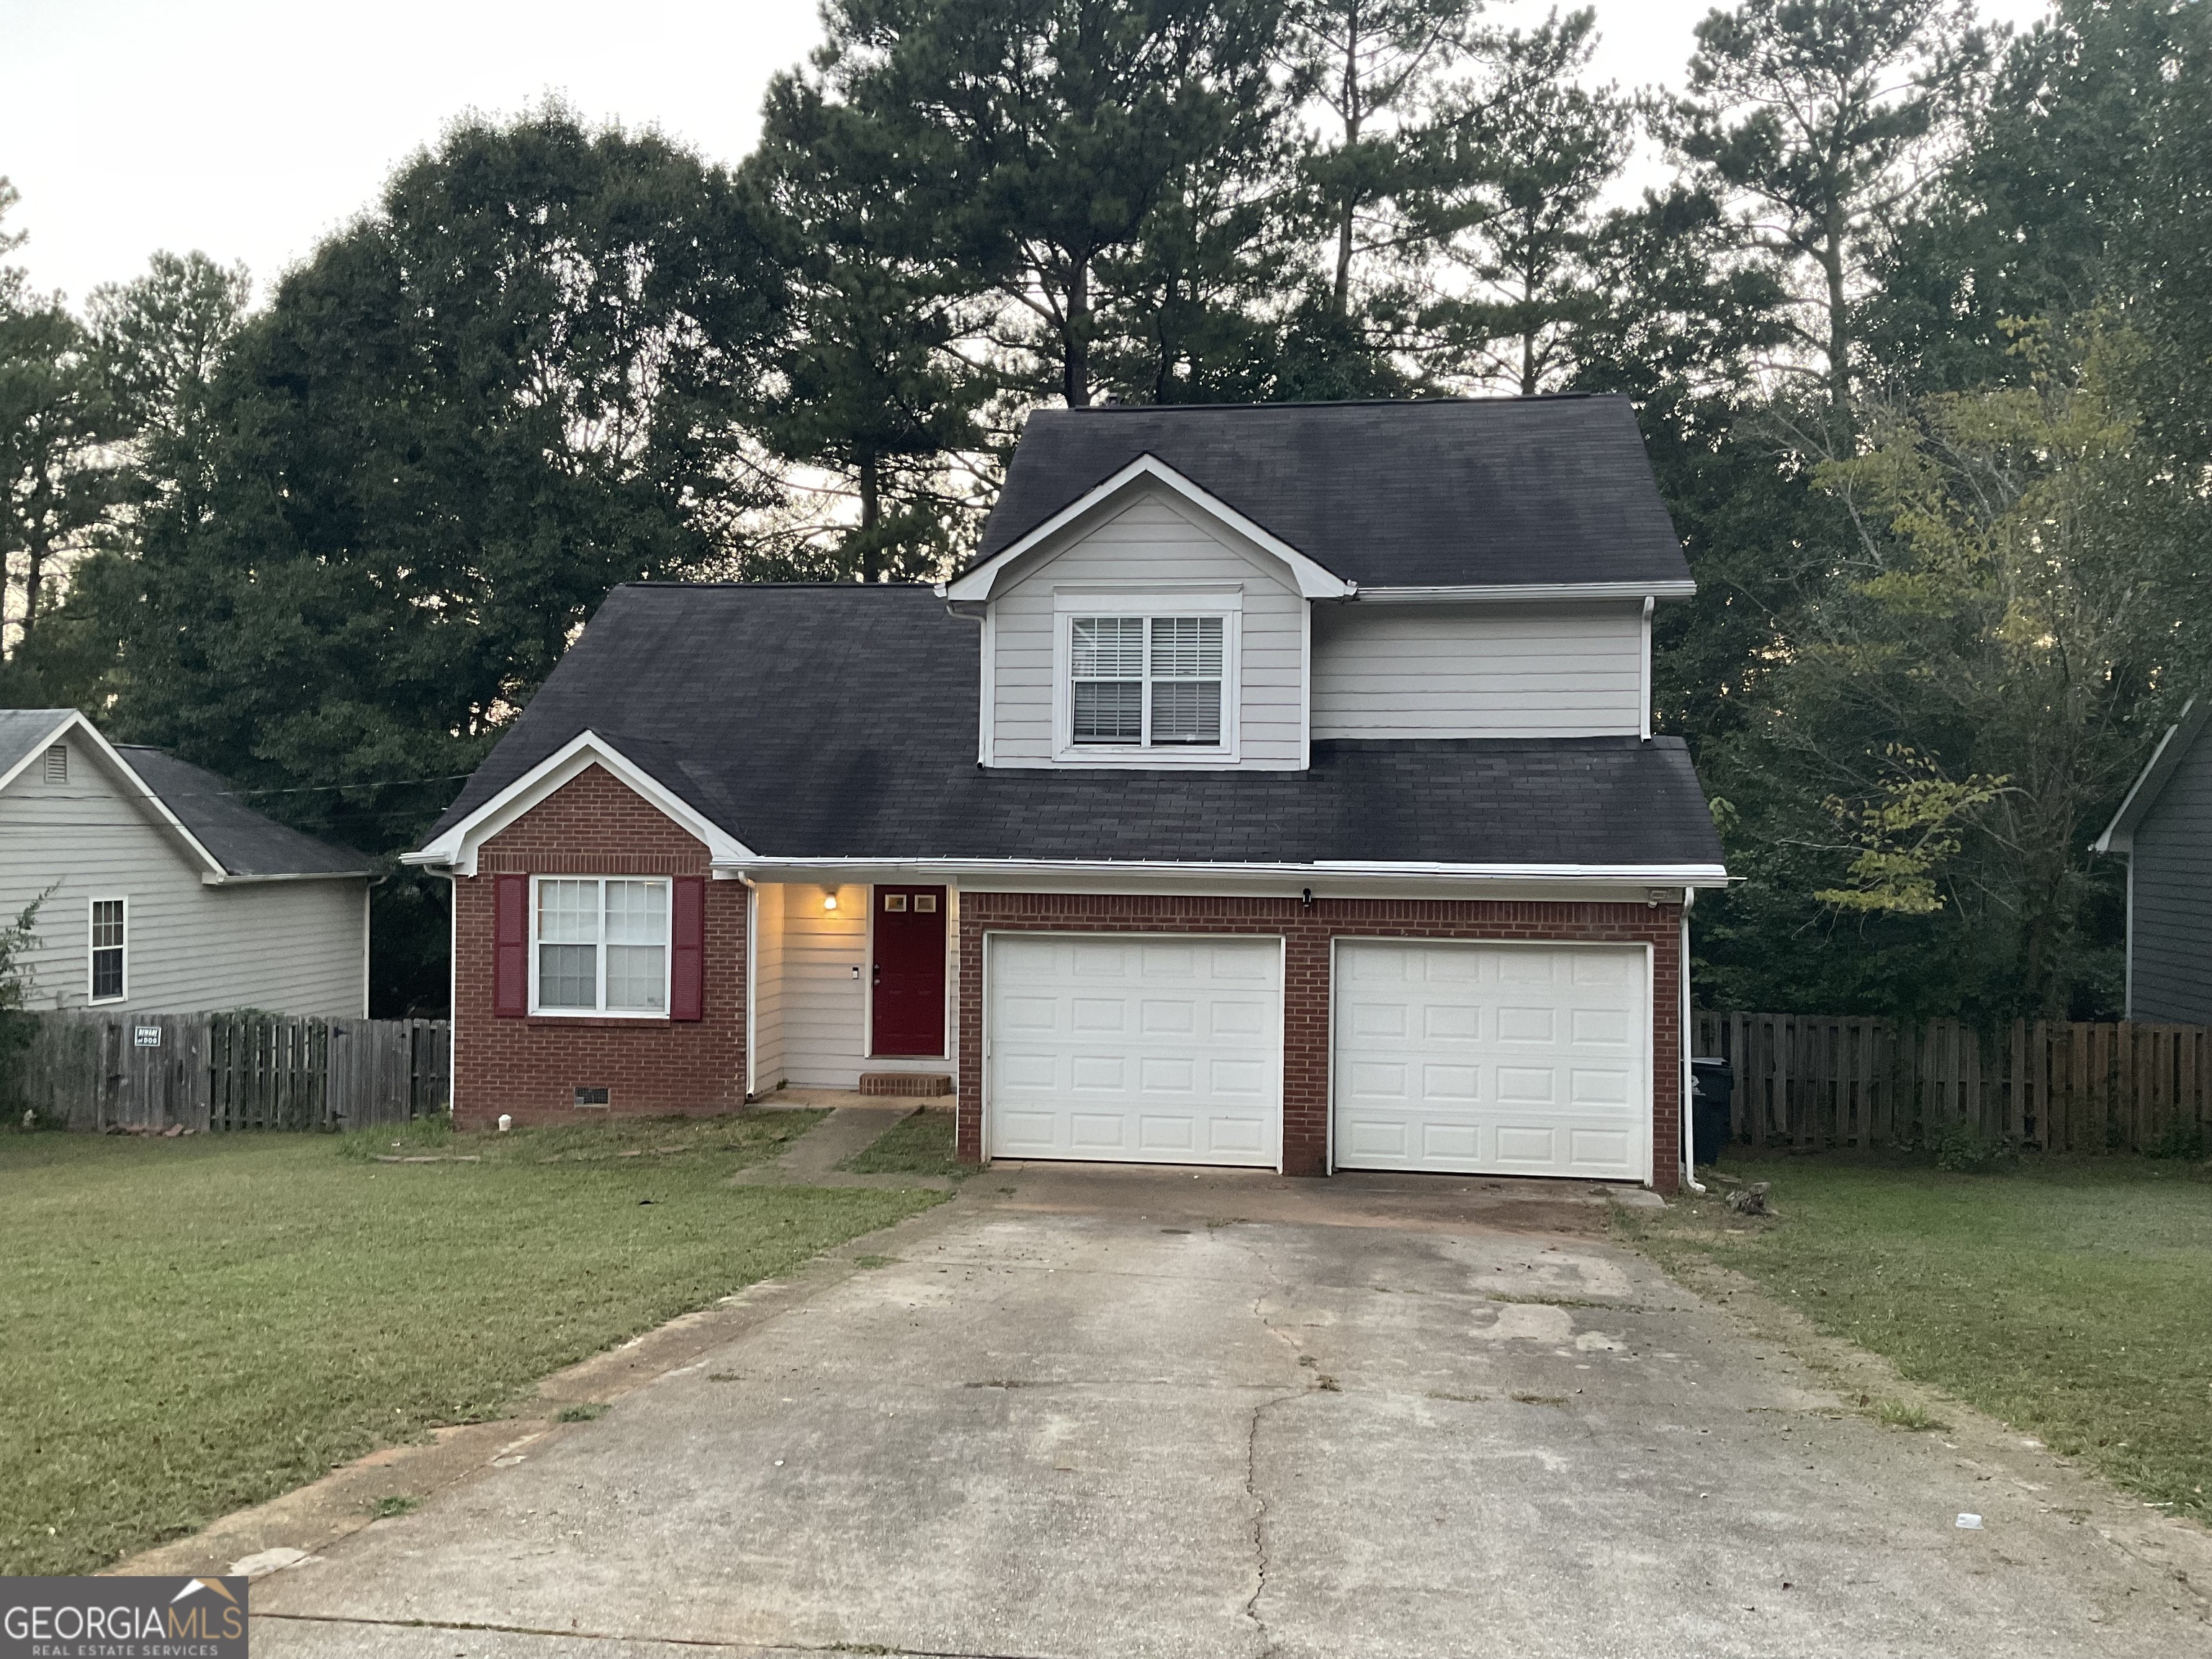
[256,1165,2208,1659]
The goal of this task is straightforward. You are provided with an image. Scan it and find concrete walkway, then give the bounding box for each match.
[729,1097,953,1191]
[247,1161,2209,1659]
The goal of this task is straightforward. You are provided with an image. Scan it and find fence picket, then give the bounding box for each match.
[1694,1012,2209,1155]
[6,1011,450,1133]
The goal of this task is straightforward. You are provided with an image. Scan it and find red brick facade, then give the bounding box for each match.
[449,775,1686,1187]
[451,765,746,1128]
[956,891,1686,1192]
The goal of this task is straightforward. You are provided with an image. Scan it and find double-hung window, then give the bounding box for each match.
[89,898,125,1003]
[532,877,670,1016]
[1070,614,1225,747]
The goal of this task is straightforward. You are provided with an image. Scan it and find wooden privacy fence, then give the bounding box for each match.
[1694,1011,2211,1154]
[5,1010,450,1134]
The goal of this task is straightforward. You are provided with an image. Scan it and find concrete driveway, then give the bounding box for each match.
[254,1164,2208,1659]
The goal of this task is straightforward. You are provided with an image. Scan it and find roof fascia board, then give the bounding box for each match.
[201,869,372,886]
[2094,696,2205,853]
[406,729,755,875]
[7,711,229,878]
[1353,580,1697,604]
[944,454,1354,602]
[716,855,1728,892]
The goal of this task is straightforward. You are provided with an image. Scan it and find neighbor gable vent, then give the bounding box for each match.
[44,744,66,784]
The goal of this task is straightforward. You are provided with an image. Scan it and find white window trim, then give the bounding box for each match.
[87,896,127,1006]
[527,875,673,1020]
[1050,585,1243,766]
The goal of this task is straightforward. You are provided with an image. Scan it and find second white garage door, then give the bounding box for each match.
[1334,941,1650,1182]
[986,933,1282,1166]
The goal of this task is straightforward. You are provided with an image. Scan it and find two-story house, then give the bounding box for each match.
[407,396,1727,1190]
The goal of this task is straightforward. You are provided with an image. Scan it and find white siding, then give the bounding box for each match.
[988,485,1306,768]
[1311,602,1645,739]
[0,759,365,1017]
[777,882,870,1087]
[2130,726,2212,1024]
[752,883,958,1089]
[750,881,787,1089]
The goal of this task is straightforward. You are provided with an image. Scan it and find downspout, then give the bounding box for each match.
[444,869,457,1120]
[1681,886,1703,1194]
[741,873,759,1101]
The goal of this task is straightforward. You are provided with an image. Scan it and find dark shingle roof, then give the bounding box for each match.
[0,709,72,778]
[426,585,1722,869]
[972,395,1691,590]
[115,747,370,878]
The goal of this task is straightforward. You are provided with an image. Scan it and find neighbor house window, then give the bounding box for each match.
[531,877,670,1015]
[89,899,125,1003]
[1070,615,1223,746]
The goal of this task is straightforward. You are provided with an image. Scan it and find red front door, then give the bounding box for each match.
[871,886,947,1057]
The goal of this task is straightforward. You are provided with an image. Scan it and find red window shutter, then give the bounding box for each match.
[670,876,705,1022]
[493,874,528,1017]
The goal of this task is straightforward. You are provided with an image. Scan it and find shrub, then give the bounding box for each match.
[2143,1121,2207,1161]
[1930,1120,2010,1173]
[0,894,45,1118]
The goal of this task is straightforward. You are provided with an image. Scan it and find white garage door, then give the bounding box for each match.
[1334,941,1649,1182]
[986,934,1282,1167]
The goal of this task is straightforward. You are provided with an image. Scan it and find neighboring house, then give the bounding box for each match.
[2094,696,2212,1024]
[408,395,1727,1190]
[0,709,372,1016]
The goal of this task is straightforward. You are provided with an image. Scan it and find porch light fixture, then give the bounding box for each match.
[822,889,840,912]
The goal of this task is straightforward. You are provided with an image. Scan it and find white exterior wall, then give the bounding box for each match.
[753,882,958,1090]
[0,761,366,1017]
[775,882,871,1087]
[1310,601,1646,739]
[749,880,787,1089]
[987,485,1307,768]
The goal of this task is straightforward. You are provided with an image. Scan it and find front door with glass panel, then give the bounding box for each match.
[871,886,948,1056]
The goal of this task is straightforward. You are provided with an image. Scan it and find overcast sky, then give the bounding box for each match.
[1,0,2058,306]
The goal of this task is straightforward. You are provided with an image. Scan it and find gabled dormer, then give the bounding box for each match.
[943,455,1347,770]
[943,395,1696,771]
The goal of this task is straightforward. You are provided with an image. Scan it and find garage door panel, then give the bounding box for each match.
[1072,998,1125,1031]
[1070,1112,1130,1149]
[1423,1123,1480,1161]
[1571,1007,1631,1046]
[999,1052,1059,1089]
[1069,1055,1125,1090]
[1424,1004,1478,1040]
[1334,942,1647,1182]
[1496,1006,1556,1043]
[989,934,1282,1168]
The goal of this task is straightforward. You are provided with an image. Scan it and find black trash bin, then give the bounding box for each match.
[1690,1058,1735,1166]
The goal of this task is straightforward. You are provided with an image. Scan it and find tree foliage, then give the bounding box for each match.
[2,2,2208,1025]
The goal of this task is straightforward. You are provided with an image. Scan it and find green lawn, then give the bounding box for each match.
[1,1113,945,1575]
[837,1107,969,1179]
[1622,1154,2212,1524]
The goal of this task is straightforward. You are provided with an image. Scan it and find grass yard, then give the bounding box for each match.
[1620,1154,2212,1525]
[0,1112,946,1575]
[838,1107,968,1179]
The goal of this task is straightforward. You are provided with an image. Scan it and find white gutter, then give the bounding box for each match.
[716,854,1730,890]
[1352,580,1696,604]
[200,868,373,886]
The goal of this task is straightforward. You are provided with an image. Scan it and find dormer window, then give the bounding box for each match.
[1071,615,1223,747]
